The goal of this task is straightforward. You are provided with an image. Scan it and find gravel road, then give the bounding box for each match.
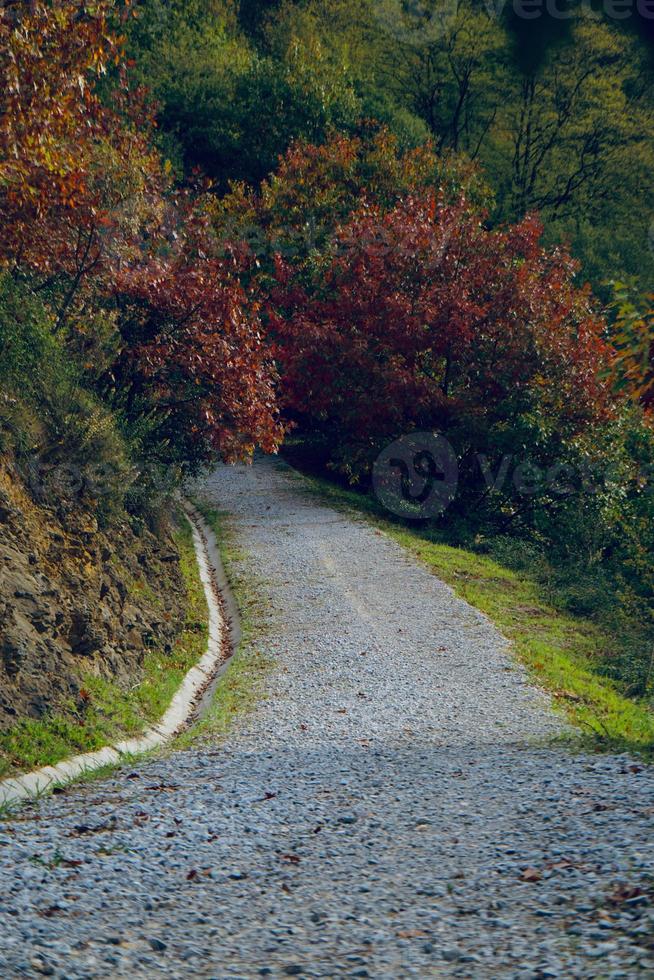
[1,457,652,979]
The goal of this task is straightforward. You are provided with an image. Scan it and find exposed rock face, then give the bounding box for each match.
[0,464,185,731]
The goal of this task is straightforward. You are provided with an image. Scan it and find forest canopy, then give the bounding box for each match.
[128,0,654,296]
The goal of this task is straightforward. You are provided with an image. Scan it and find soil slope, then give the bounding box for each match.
[0,459,184,732]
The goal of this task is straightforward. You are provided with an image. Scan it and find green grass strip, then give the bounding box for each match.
[0,511,208,778]
[177,503,274,747]
[299,469,654,758]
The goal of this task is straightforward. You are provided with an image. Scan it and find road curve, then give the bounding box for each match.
[0,458,652,979]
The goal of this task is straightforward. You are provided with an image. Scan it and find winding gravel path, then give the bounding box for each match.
[1,458,653,979]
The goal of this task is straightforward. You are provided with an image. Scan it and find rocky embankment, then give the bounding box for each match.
[0,459,185,737]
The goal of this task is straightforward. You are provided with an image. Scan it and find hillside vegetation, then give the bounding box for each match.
[0,0,280,764]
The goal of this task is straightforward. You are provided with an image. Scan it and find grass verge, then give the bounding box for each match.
[0,512,208,778]
[177,502,274,747]
[296,466,654,758]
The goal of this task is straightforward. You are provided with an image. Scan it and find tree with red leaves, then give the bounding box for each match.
[0,0,283,473]
[0,0,161,292]
[213,125,488,273]
[269,191,614,520]
[109,204,284,471]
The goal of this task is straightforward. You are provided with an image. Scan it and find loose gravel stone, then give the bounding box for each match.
[0,457,652,979]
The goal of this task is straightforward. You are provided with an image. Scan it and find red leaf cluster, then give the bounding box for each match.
[269,192,613,478]
[0,1,283,468]
[113,220,284,465]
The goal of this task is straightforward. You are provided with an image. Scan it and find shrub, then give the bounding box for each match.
[0,274,59,396]
[0,274,134,519]
[213,126,490,269]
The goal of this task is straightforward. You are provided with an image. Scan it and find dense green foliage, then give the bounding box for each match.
[0,275,135,520]
[130,0,654,294]
[129,0,363,185]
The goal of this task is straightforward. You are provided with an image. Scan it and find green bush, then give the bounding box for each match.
[130,1,361,186]
[468,413,654,700]
[0,274,61,396]
[0,275,137,522]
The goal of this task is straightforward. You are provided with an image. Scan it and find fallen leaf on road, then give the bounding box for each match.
[545,859,585,872]
[38,905,65,918]
[255,791,278,803]
[607,884,650,906]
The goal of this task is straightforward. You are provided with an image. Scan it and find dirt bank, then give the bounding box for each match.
[0,459,185,732]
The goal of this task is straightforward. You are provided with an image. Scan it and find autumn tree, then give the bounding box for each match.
[105,199,284,474]
[610,288,654,413]
[268,191,614,524]
[212,126,489,274]
[0,0,283,481]
[0,0,166,326]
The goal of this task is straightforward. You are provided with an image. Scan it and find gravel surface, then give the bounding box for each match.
[1,457,653,979]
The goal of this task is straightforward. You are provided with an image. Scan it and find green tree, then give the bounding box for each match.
[129,0,361,185]
[263,0,430,147]
[376,0,509,157]
[495,15,654,293]
[368,3,654,291]
[496,18,653,221]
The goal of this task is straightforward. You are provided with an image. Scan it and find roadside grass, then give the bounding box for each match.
[0,512,208,778]
[177,502,274,747]
[0,753,144,821]
[296,467,654,758]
